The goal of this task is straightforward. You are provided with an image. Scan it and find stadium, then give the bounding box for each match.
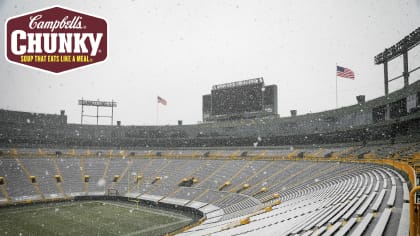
[1,1,420,235]
[1,27,420,236]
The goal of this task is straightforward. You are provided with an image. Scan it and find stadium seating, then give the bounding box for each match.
[0,149,412,235]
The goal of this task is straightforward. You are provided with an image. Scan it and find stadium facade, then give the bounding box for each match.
[1,79,419,148]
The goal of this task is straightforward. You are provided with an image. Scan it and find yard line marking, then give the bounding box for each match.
[96,201,191,221]
[122,219,191,236]
[1,202,82,214]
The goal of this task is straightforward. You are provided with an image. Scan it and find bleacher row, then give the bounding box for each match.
[179,164,408,236]
[6,140,420,160]
[0,149,410,235]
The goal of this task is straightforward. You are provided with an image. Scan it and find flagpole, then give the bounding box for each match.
[336,63,338,108]
[156,96,159,125]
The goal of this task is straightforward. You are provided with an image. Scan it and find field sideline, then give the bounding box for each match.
[0,200,193,236]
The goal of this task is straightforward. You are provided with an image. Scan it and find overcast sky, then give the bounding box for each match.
[1,0,420,125]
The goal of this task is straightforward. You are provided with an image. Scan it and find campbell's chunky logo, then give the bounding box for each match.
[5,6,107,74]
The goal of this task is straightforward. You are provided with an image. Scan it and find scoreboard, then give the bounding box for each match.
[211,81,263,115]
[203,78,277,122]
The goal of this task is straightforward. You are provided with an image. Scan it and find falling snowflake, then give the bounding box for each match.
[97,178,106,187]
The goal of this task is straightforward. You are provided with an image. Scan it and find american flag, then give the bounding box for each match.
[336,66,355,79]
[157,96,167,105]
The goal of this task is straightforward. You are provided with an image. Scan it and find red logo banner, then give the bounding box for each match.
[5,6,108,74]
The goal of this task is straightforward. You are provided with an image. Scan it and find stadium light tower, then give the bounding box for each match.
[374,27,420,96]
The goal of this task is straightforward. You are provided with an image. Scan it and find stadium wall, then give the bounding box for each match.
[0,80,419,147]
